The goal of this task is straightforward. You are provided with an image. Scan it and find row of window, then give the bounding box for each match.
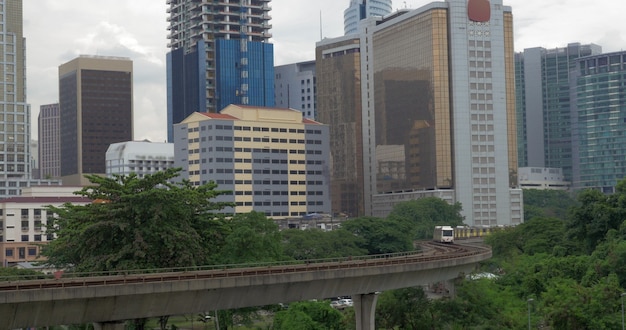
[234,190,325,196]
[189,148,324,156]
[235,201,325,207]
[187,125,323,135]
[4,247,38,258]
[1,233,50,244]
[214,179,324,185]
[185,159,325,166]
[215,168,323,175]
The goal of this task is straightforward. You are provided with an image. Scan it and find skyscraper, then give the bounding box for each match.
[317,0,522,226]
[344,0,393,35]
[38,103,61,179]
[570,51,626,193]
[515,43,601,180]
[58,56,133,186]
[0,0,59,198]
[166,0,275,142]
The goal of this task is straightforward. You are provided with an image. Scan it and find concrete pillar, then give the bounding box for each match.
[93,321,126,330]
[446,279,456,298]
[353,292,379,330]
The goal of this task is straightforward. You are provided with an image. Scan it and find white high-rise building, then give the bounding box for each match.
[274,61,317,119]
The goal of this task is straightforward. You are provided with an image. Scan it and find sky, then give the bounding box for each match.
[23,0,626,143]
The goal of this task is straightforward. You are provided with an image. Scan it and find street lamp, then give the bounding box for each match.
[621,293,626,330]
[527,298,534,330]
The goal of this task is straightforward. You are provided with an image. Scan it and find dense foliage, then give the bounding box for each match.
[387,197,465,240]
[42,168,233,272]
[39,169,626,329]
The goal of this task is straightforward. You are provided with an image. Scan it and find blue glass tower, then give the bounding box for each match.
[166,0,274,142]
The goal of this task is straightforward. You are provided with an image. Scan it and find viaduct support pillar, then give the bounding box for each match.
[353,292,379,330]
[446,278,457,298]
[93,321,126,330]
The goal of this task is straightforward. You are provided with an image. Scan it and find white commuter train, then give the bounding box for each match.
[433,225,455,243]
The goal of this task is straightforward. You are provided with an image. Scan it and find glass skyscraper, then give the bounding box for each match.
[515,43,601,180]
[344,0,393,35]
[570,51,626,192]
[166,0,275,142]
[318,0,523,226]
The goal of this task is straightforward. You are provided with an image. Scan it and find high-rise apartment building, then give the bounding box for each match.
[38,103,61,180]
[59,56,133,186]
[317,0,523,226]
[166,0,275,142]
[274,61,317,119]
[173,105,330,218]
[344,0,393,35]
[570,51,626,193]
[515,43,601,180]
[0,0,59,198]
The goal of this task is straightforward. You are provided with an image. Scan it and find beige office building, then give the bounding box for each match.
[173,105,331,219]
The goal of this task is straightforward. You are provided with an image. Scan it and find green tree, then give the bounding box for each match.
[567,187,626,254]
[273,301,344,330]
[42,168,233,272]
[281,228,367,260]
[523,189,577,220]
[214,211,284,264]
[386,197,464,240]
[375,287,433,329]
[0,267,46,281]
[341,216,413,254]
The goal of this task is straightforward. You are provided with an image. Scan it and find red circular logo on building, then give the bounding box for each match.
[468,0,491,22]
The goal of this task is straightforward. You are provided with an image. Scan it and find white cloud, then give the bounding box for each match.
[23,0,626,143]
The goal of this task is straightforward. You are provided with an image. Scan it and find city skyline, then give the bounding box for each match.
[23,0,626,142]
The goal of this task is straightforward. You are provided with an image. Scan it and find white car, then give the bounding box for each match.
[338,298,353,307]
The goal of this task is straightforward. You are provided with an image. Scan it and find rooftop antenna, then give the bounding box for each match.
[319,10,323,40]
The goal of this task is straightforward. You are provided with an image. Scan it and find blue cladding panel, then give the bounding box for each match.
[216,39,274,111]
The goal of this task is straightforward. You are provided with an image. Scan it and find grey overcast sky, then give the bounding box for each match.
[23,0,626,142]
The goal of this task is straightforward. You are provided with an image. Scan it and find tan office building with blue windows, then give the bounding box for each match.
[173,105,330,219]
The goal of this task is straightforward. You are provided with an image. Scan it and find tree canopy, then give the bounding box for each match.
[386,197,465,240]
[42,168,233,272]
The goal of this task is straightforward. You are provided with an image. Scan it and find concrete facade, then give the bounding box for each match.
[274,61,317,119]
[518,167,570,190]
[0,243,491,329]
[105,141,175,178]
[173,105,331,218]
[0,186,89,267]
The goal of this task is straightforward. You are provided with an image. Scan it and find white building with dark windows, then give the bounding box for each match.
[173,105,331,219]
[274,61,317,119]
[518,167,570,190]
[106,141,175,178]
